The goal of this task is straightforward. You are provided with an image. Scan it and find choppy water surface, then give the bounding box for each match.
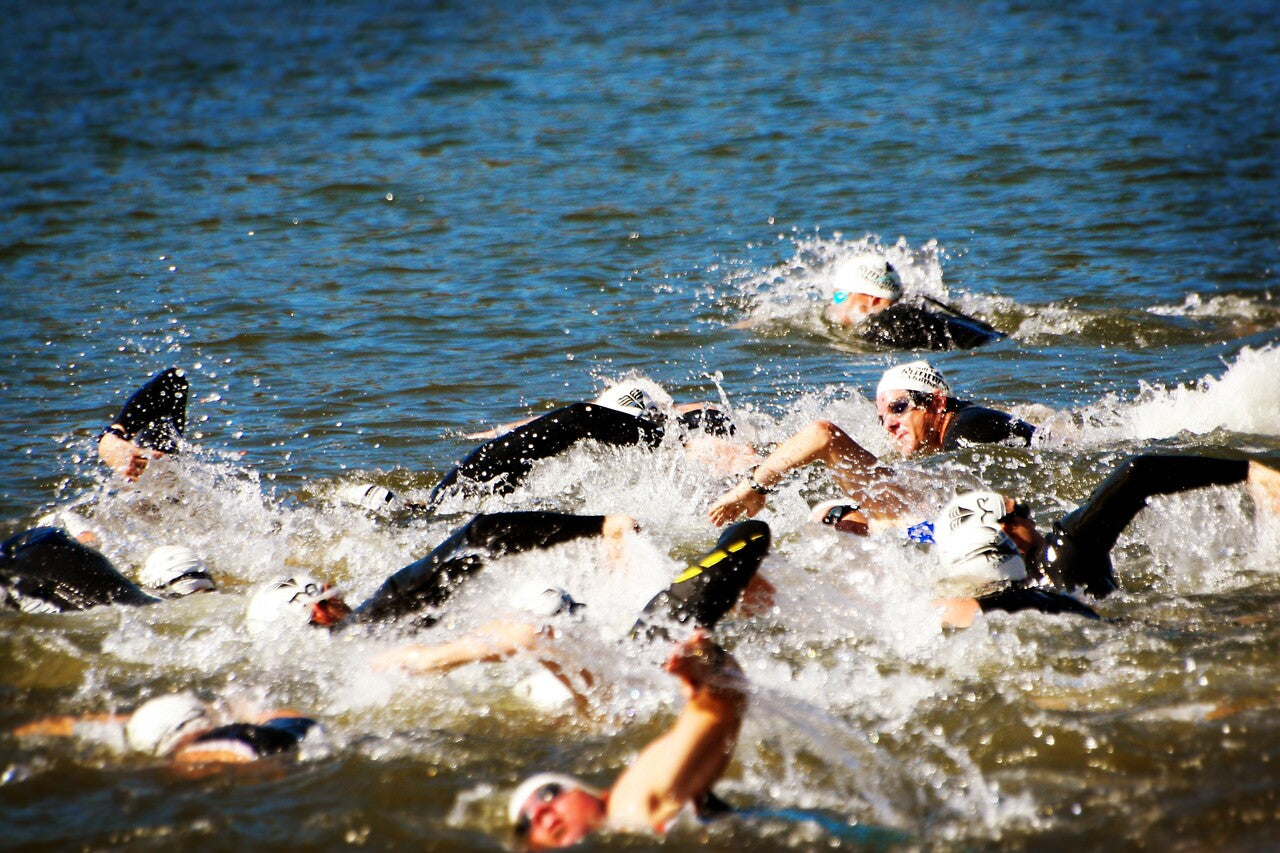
[2,1,1279,849]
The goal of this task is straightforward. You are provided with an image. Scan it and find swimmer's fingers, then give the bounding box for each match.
[734,574,776,618]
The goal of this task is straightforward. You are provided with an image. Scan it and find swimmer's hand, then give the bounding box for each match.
[98,429,162,481]
[665,630,745,703]
[733,573,776,618]
[707,482,767,526]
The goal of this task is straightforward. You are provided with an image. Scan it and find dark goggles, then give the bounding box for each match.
[822,505,858,526]
[998,502,1031,524]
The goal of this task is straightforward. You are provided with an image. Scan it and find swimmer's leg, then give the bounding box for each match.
[1051,454,1250,596]
[631,520,771,642]
[349,512,608,626]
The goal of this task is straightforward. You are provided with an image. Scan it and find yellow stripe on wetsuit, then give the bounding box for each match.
[669,531,766,585]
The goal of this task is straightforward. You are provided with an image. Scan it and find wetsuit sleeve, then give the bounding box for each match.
[941,403,1035,450]
[1045,454,1250,596]
[0,527,157,612]
[186,717,318,758]
[350,512,606,626]
[631,520,770,642]
[424,403,664,511]
[975,585,1099,619]
[108,368,189,453]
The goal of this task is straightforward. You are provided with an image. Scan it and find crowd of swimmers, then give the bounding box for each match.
[7,250,1280,848]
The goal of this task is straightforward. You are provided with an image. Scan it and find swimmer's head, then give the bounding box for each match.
[510,772,607,849]
[336,483,399,514]
[246,573,351,633]
[827,253,903,302]
[509,585,586,619]
[593,381,662,418]
[875,361,952,456]
[125,692,217,756]
[939,491,1009,533]
[935,497,1027,590]
[876,360,951,399]
[140,545,216,597]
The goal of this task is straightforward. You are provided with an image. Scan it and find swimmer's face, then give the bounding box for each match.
[877,390,944,455]
[309,593,351,627]
[518,785,606,849]
[998,497,1044,559]
[827,292,892,326]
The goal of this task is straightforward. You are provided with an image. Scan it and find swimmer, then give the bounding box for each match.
[708,360,1035,526]
[508,630,747,848]
[0,527,214,613]
[96,368,189,481]
[244,512,644,633]
[938,453,1280,599]
[930,494,1099,628]
[371,520,772,685]
[14,691,319,766]
[823,253,1003,351]
[422,380,752,513]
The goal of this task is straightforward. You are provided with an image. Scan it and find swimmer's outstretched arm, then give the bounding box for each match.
[607,631,747,831]
[371,620,543,675]
[708,419,901,525]
[13,712,130,738]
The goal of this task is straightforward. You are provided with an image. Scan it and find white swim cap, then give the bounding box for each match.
[594,382,661,417]
[337,483,399,513]
[876,360,951,398]
[938,491,1008,534]
[125,692,216,756]
[246,573,344,633]
[829,253,903,301]
[935,502,1027,589]
[508,773,603,824]
[140,545,216,597]
[509,585,586,618]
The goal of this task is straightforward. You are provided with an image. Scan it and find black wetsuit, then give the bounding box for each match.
[860,303,1004,352]
[424,403,734,512]
[350,512,609,626]
[187,717,318,758]
[347,513,769,639]
[0,527,158,613]
[106,368,189,452]
[1030,454,1252,598]
[941,401,1036,450]
[976,584,1100,619]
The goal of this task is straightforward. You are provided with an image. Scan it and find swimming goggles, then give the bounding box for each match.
[831,291,850,304]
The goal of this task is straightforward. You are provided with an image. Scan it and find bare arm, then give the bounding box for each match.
[372,621,542,675]
[462,415,539,441]
[709,419,898,526]
[1248,460,1280,516]
[606,632,747,831]
[14,712,130,738]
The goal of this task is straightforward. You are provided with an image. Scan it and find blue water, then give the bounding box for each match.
[2,1,1279,849]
